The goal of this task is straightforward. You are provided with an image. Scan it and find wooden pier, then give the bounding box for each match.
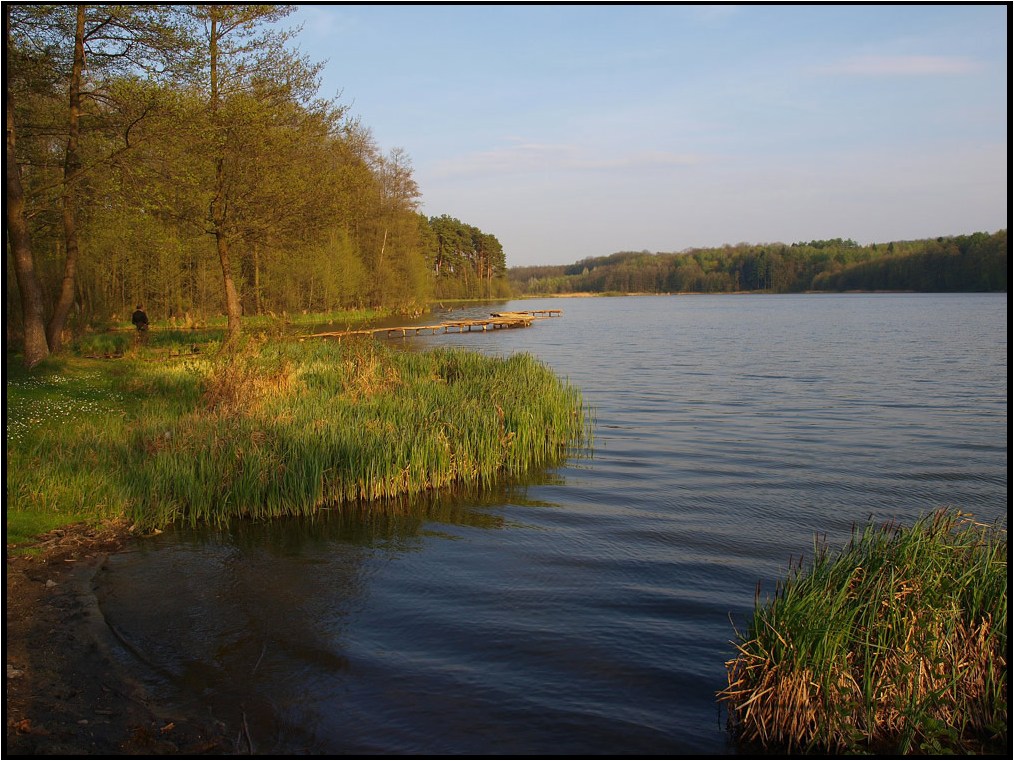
[303,309,562,340]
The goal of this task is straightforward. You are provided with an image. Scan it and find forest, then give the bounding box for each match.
[6,6,1006,373]
[508,231,1008,296]
[5,5,507,367]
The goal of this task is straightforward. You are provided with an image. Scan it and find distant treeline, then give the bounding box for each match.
[509,231,1007,295]
[428,215,509,301]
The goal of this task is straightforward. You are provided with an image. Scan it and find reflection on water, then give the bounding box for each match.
[97,294,1007,755]
[98,478,587,754]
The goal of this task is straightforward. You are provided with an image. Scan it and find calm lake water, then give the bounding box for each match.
[96,294,1008,755]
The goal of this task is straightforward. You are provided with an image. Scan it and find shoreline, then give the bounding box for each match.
[5,521,230,755]
[514,289,937,298]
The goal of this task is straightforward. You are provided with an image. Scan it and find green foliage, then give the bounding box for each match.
[5,7,508,352]
[812,231,1008,292]
[425,214,510,299]
[510,231,1007,295]
[720,510,1008,755]
[5,336,591,538]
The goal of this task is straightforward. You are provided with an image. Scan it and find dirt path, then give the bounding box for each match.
[5,520,230,755]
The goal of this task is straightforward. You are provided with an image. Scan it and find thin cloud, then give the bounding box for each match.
[818,55,982,76]
[683,4,740,26]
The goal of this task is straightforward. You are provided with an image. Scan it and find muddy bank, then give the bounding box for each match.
[4,520,230,756]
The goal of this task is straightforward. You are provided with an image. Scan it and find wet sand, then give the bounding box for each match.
[5,520,229,756]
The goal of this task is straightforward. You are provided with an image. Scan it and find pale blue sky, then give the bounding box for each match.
[286,3,1008,266]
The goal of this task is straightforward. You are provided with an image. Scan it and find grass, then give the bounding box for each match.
[88,307,393,347]
[719,509,1008,755]
[6,355,137,545]
[6,333,591,539]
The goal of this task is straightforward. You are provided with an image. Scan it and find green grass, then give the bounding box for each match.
[719,510,1008,755]
[6,334,591,539]
[95,306,392,342]
[5,354,139,546]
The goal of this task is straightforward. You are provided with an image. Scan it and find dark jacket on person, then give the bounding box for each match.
[131,309,149,330]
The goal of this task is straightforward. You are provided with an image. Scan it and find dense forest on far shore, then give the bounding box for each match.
[508,231,1007,296]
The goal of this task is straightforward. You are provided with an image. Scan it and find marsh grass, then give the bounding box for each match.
[7,336,590,538]
[69,328,224,358]
[123,339,590,528]
[70,331,135,357]
[103,306,390,335]
[719,510,1008,755]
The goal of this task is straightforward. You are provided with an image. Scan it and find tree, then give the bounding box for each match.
[8,3,192,352]
[190,3,322,344]
[366,147,424,306]
[6,6,49,367]
[9,2,506,330]
[473,231,505,297]
[424,215,508,299]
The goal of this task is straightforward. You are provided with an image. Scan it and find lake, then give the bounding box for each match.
[96,293,1008,755]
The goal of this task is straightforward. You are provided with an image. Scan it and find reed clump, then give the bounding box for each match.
[719,509,1008,755]
[199,344,297,416]
[120,339,590,529]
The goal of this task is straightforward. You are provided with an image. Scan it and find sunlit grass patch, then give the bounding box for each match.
[719,509,1008,755]
[5,357,127,444]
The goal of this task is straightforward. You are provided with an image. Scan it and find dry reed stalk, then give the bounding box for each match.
[720,510,1007,755]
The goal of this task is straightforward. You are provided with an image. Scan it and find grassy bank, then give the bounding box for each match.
[150,306,391,329]
[6,335,590,538]
[719,510,1008,755]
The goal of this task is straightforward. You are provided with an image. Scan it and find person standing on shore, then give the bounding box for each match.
[131,304,149,330]
[131,304,149,343]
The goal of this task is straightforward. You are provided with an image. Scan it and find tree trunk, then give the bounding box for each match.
[376,225,388,305]
[5,9,49,368]
[253,245,261,315]
[211,156,241,345]
[47,3,86,353]
[216,230,242,345]
[208,12,241,347]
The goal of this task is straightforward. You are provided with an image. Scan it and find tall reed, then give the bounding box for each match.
[7,336,590,539]
[719,509,1008,755]
[119,339,591,529]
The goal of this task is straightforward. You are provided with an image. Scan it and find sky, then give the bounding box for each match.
[285,3,1009,267]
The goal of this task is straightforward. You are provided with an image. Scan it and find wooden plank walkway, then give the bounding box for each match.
[303,309,562,340]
